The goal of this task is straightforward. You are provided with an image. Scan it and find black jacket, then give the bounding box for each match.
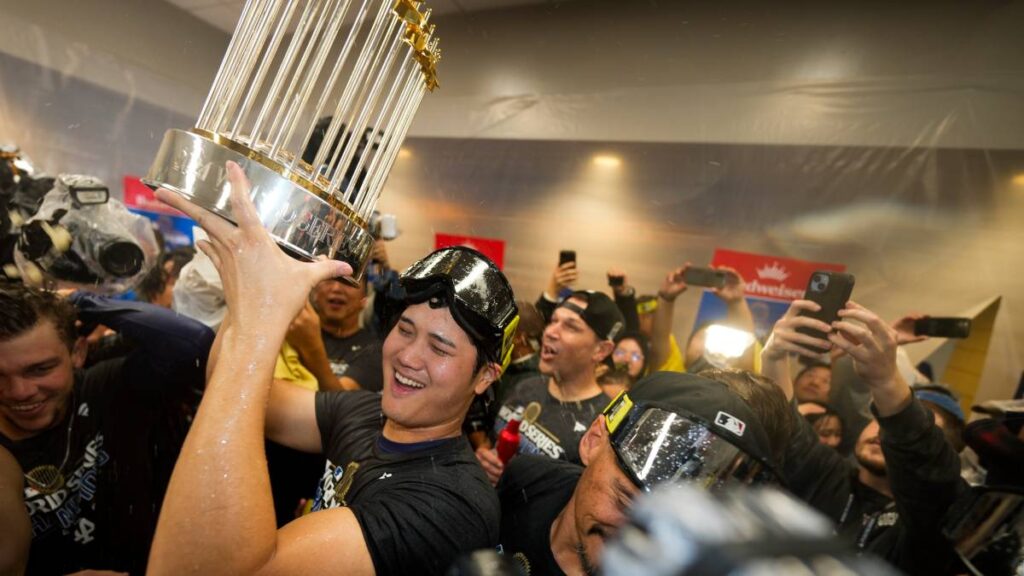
[783,396,967,575]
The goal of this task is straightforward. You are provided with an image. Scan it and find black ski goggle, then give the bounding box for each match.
[399,246,519,372]
[603,392,776,491]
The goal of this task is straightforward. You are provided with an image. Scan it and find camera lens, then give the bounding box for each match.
[97,241,145,277]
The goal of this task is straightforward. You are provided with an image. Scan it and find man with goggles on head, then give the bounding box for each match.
[496,369,792,576]
[147,164,519,576]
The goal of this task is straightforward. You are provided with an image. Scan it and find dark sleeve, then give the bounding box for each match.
[342,343,383,393]
[875,397,967,572]
[315,390,381,450]
[614,290,640,334]
[781,402,855,521]
[534,293,557,324]
[352,475,499,576]
[70,292,215,395]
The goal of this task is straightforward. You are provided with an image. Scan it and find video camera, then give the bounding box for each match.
[1,146,158,293]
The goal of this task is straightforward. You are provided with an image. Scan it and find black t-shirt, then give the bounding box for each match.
[322,328,383,392]
[0,294,212,575]
[313,390,500,575]
[494,376,608,464]
[1,361,190,575]
[497,455,582,576]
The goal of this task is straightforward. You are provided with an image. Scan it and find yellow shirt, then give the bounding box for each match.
[274,341,318,391]
[656,334,686,373]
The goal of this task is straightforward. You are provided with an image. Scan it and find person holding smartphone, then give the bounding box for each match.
[761,299,967,574]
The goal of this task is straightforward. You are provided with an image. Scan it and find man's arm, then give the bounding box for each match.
[607,268,640,333]
[760,302,853,514]
[284,302,352,391]
[534,261,577,323]
[829,302,965,572]
[711,266,755,333]
[70,291,215,392]
[649,265,688,371]
[760,299,834,401]
[0,446,29,576]
[147,161,371,575]
[266,380,322,454]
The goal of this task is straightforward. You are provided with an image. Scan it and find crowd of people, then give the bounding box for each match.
[0,161,1021,576]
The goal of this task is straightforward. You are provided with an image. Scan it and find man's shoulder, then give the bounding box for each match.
[499,455,582,502]
[323,328,380,353]
[505,375,549,403]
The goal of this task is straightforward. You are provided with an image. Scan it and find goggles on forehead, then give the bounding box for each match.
[602,392,776,492]
[399,247,519,372]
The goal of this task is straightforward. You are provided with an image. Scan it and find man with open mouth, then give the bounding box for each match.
[147,161,520,576]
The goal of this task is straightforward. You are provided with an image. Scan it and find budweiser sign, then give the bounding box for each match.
[711,249,845,303]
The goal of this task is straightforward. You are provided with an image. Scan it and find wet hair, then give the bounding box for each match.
[696,368,795,466]
[0,284,78,349]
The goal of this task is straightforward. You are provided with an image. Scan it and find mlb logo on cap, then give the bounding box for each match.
[715,411,746,437]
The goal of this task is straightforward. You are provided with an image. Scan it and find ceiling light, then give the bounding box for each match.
[1012,173,1024,187]
[592,154,621,168]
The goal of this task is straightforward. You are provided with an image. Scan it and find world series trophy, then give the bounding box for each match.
[144,0,439,282]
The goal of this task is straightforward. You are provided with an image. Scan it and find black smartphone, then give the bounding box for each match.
[683,266,729,289]
[559,250,576,266]
[796,271,856,353]
[914,317,972,339]
[608,274,624,288]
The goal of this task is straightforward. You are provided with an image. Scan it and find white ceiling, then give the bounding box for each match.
[165,0,562,33]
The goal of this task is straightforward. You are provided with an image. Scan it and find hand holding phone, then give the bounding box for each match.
[914,317,972,339]
[558,250,576,267]
[795,271,855,353]
[683,266,729,289]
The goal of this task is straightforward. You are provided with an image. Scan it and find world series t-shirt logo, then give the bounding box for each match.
[313,460,360,510]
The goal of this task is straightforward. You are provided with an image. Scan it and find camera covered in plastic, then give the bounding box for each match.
[2,147,158,293]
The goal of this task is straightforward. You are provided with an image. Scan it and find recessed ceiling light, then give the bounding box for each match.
[592,154,621,168]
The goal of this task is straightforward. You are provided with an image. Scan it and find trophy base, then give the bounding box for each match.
[143,129,373,284]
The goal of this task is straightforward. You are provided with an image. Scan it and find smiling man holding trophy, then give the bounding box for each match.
[143,1,518,575]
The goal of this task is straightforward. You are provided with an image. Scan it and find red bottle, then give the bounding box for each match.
[495,414,523,465]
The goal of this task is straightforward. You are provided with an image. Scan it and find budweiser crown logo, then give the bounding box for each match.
[755,262,790,282]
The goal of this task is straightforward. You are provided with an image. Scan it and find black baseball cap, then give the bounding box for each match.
[603,372,777,491]
[558,290,625,342]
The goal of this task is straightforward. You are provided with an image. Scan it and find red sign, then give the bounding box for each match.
[710,249,845,302]
[122,175,186,216]
[434,233,506,270]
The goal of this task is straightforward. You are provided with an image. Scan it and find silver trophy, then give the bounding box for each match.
[144,0,439,281]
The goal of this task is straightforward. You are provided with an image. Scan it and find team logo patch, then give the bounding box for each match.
[714,411,746,437]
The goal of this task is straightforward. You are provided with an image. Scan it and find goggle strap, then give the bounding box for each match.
[604,392,634,435]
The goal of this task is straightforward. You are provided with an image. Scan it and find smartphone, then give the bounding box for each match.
[683,266,729,289]
[559,250,576,267]
[796,271,856,353]
[608,274,624,288]
[914,317,971,339]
